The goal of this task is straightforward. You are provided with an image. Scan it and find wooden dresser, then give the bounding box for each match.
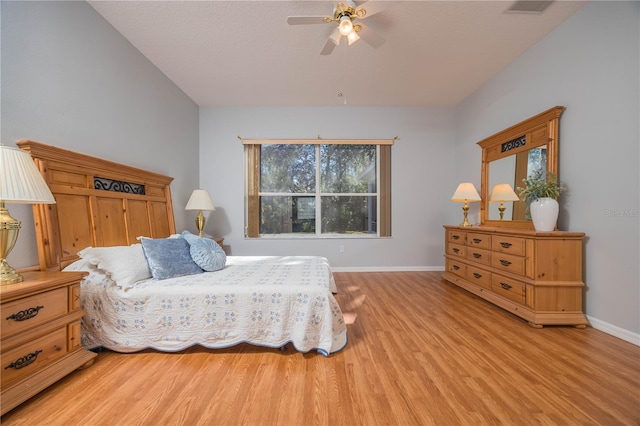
[442,226,588,328]
[1,271,97,415]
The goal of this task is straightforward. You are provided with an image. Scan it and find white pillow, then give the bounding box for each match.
[78,244,152,289]
[62,257,94,272]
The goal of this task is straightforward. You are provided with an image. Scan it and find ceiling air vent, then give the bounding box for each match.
[506,0,554,13]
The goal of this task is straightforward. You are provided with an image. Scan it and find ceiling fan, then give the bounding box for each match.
[287,1,386,55]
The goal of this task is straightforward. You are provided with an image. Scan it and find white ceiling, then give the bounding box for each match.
[88,0,585,107]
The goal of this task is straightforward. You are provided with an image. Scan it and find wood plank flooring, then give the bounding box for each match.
[2,272,639,425]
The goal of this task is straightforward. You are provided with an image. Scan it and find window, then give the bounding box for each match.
[244,139,392,238]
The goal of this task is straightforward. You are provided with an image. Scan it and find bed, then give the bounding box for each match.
[18,140,347,356]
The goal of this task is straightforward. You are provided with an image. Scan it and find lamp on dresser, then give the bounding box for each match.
[451,182,481,227]
[185,189,216,237]
[0,145,56,284]
[489,183,520,220]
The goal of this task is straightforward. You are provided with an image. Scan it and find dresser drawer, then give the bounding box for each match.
[447,230,466,244]
[1,288,68,339]
[446,258,467,278]
[1,327,68,387]
[492,274,526,305]
[447,243,466,258]
[491,235,526,256]
[491,252,525,276]
[466,265,491,290]
[466,247,491,266]
[467,232,491,249]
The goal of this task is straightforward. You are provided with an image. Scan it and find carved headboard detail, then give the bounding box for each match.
[17,140,176,271]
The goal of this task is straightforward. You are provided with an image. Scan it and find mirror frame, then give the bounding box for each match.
[478,106,565,229]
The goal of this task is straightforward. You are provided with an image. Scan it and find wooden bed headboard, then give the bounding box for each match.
[17,141,176,271]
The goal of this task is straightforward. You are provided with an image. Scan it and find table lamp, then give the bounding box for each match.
[185,189,215,237]
[451,182,481,227]
[0,145,56,284]
[489,183,520,220]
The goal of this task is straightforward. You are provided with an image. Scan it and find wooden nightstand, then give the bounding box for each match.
[1,271,97,415]
[212,237,224,248]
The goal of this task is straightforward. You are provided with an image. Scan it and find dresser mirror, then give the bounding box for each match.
[478,106,564,229]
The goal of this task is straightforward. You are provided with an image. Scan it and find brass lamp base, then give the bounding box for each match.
[0,260,23,284]
[459,203,473,227]
[195,210,206,238]
[0,204,23,284]
[498,202,506,220]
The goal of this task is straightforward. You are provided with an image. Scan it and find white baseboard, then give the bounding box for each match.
[330,267,639,347]
[331,266,445,273]
[587,315,640,346]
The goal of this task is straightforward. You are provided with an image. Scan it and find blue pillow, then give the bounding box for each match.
[181,231,227,272]
[141,237,203,280]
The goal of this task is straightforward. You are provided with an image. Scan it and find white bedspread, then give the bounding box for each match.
[72,256,347,356]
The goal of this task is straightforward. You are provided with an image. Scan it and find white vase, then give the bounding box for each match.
[530,197,559,232]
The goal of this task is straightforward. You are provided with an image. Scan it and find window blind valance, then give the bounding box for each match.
[239,137,396,146]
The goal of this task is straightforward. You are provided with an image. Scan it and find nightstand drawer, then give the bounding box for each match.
[447,243,466,258]
[467,247,491,266]
[491,252,525,276]
[491,235,525,256]
[466,265,491,290]
[1,327,67,387]
[492,274,525,305]
[1,288,68,339]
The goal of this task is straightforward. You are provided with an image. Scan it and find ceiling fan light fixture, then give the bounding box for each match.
[338,15,353,36]
[347,30,360,45]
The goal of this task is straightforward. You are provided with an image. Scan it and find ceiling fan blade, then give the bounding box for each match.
[354,1,386,19]
[356,23,385,49]
[287,16,329,25]
[320,27,341,55]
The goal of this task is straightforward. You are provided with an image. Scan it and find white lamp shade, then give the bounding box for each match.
[185,189,215,211]
[0,145,55,204]
[489,183,520,202]
[329,27,341,45]
[347,29,360,45]
[338,16,353,36]
[451,183,481,202]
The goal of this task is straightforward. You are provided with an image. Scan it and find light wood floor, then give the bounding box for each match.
[2,272,639,426]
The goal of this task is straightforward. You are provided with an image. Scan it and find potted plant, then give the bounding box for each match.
[517,170,565,231]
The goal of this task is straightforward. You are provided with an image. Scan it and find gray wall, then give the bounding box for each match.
[1,1,200,268]
[2,1,637,341]
[454,1,640,339]
[199,106,455,269]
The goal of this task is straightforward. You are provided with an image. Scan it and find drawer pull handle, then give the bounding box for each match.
[500,282,512,290]
[452,265,460,270]
[473,253,482,258]
[500,259,512,266]
[453,248,460,254]
[452,235,460,240]
[500,242,512,248]
[6,305,44,322]
[5,350,43,370]
[473,273,482,279]
[472,238,482,244]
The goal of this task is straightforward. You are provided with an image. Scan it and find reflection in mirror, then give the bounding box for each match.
[489,184,520,220]
[487,147,547,220]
